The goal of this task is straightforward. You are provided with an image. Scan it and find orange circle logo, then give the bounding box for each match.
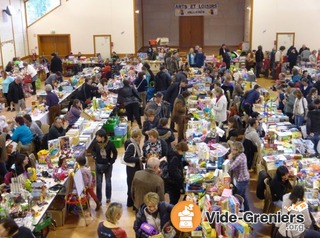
[170,201,202,232]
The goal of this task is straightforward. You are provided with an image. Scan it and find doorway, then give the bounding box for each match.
[93,35,112,60]
[38,34,71,58]
[179,16,204,49]
[276,32,295,52]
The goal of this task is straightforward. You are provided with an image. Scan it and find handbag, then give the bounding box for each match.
[121,143,136,167]
[135,78,146,91]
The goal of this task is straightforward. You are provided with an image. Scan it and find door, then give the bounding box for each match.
[1,42,15,67]
[93,35,112,60]
[179,16,204,49]
[276,33,295,55]
[38,34,71,58]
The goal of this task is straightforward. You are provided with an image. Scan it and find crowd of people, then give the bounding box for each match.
[0,42,320,237]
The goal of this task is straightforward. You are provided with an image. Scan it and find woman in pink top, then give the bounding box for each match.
[76,155,101,211]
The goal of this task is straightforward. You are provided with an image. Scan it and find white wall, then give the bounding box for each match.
[143,0,245,47]
[135,0,143,51]
[252,0,320,52]
[27,0,135,55]
[0,0,28,67]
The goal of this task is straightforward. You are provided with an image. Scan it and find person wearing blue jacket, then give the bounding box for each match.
[241,84,261,116]
[134,72,148,109]
[194,47,206,68]
[1,71,14,111]
[11,116,33,153]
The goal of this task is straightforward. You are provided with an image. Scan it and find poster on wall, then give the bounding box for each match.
[174,3,218,16]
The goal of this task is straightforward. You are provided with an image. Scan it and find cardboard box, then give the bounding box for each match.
[201,222,212,238]
[191,230,202,237]
[47,207,66,227]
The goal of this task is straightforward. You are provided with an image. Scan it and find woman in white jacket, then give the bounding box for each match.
[293,90,308,128]
[212,87,228,127]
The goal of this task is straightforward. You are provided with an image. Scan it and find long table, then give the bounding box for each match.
[32,83,83,124]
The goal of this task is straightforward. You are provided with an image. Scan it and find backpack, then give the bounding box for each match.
[159,161,174,185]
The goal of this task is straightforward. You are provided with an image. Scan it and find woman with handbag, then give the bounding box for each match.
[117,79,142,129]
[92,129,118,204]
[122,128,144,208]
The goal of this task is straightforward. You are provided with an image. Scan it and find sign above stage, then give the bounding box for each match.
[174,3,218,16]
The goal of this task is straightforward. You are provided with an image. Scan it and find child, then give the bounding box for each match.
[142,109,158,142]
[146,81,155,102]
[275,86,285,113]
[76,155,101,211]
[58,156,67,170]
[156,118,175,150]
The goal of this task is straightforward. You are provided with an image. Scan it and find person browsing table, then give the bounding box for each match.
[92,129,118,204]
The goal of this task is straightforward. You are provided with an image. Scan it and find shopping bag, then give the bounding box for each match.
[300,125,307,139]
[121,143,136,167]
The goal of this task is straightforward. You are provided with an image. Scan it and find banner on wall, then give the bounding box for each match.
[174,3,218,16]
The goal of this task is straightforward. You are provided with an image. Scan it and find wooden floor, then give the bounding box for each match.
[4,77,275,238]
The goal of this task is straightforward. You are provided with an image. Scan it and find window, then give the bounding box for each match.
[25,0,61,26]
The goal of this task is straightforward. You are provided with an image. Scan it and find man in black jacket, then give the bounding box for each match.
[219,44,230,69]
[307,99,320,153]
[50,53,62,73]
[48,117,68,140]
[155,66,171,95]
[163,79,188,131]
[8,76,25,113]
[255,45,264,78]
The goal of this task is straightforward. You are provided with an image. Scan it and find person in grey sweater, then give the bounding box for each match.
[284,82,297,124]
[244,118,262,148]
[67,99,82,126]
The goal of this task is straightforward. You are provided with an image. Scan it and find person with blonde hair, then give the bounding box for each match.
[142,129,168,159]
[123,128,144,208]
[228,141,250,211]
[97,202,127,238]
[134,192,175,238]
